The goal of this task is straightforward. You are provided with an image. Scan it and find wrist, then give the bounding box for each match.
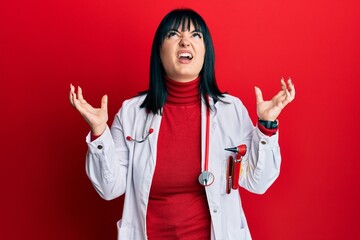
[91,124,107,136]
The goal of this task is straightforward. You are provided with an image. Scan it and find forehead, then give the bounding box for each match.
[172,20,197,32]
[165,16,203,32]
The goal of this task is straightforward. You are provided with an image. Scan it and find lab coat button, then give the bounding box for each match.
[97,145,103,150]
[260,140,267,145]
[213,209,218,213]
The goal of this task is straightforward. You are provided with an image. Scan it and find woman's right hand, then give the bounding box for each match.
[69,84,108,136]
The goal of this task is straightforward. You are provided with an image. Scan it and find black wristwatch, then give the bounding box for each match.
[258,119,278,129]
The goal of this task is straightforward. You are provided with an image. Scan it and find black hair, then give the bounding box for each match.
[140,8,225,114]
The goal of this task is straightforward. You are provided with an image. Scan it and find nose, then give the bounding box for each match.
[179,37,190,47]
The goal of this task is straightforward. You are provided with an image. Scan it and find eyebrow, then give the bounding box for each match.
[168,28,203,33]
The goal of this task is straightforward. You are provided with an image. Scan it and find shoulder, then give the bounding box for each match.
[216,94,245,108]
[115,95,147,119]
[212,94,250,120]
[121,95,146,110]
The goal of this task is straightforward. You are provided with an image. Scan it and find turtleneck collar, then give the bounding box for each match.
[164,76,201,105]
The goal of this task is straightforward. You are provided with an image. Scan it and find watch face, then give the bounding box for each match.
[259,120,278,129]
[271,120,278,128]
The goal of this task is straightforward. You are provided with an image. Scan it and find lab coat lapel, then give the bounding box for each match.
[147,112,162,166]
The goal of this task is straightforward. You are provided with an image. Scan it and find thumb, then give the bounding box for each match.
[101,94,108,111]
[254,86,264,104]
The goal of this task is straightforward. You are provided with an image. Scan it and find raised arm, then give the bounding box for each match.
[69,84,129,200]
[239,78,295,194]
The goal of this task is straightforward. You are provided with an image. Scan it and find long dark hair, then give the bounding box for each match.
[140,8,225,114]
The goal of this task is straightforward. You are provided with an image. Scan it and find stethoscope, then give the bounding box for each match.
[126,113,155,143]
[126,105,215,187]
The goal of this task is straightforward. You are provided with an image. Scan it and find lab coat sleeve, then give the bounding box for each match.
[85,107,129,201]
[238,101,281,194]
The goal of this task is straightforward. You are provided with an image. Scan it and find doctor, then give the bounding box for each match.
[69,8,295,240]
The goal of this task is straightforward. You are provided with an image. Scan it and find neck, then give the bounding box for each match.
[166,75,200,83]
[164,76,201,105]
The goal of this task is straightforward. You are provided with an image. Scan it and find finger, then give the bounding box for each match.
[70,86,80,108]
[72,94,87,115]
[71,91,80,108]
[72,97,82,113]
[282,78,295,103]
[281,86,296,107]
[281,77,286,91]
[101,94,108,111]
[70,83,75,93]
[254,86,264,104]
[288,78,296,99]
[272,89,286,101]
[283,89,291,105]
[69,84,75,106]
[273,78,287,100]
[278,92,287,104]
[70,88,92,117]
[78,86,87,103]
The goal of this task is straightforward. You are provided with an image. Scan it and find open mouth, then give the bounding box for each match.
[178,52,193,60]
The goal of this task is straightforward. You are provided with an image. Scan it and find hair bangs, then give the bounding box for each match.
[160,10,205,42]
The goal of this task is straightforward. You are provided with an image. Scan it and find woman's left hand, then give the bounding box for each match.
[255,78,295,121]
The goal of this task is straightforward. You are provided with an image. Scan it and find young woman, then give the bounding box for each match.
[69,8,295,240]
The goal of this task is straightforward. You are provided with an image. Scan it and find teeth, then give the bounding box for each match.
[178,52,193,59]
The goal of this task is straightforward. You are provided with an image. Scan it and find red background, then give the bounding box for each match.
[2,0,360,239]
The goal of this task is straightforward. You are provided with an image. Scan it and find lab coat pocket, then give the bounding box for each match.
[226,226,246,240]
[117,219,135,239]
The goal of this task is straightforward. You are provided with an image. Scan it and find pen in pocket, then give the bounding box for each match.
[226,156,233,194]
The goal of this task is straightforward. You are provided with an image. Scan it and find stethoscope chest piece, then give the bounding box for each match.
[198,171,215,186]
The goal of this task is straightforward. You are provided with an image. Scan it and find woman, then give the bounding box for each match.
[69,8,295,240]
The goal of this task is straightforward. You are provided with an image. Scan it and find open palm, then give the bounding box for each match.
[69,84,108,136]
[255,78,295,121]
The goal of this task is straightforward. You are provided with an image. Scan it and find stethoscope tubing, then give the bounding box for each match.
[126,113,155,143]
[127,99,215,187]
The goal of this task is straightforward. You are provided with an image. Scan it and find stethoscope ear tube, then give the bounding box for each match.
[126,113,155,143]
[126,128,154,143]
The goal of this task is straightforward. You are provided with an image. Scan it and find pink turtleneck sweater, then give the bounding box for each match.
[146,76,211,240]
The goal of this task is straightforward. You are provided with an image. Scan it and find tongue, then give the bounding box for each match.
[178,57,192,64]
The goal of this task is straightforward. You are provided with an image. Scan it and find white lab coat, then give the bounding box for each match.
[85,94,281,240]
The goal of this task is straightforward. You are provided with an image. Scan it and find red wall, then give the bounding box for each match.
[2,0,360,239]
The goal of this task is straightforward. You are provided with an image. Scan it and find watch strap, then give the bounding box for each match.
[258,119,278,129]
